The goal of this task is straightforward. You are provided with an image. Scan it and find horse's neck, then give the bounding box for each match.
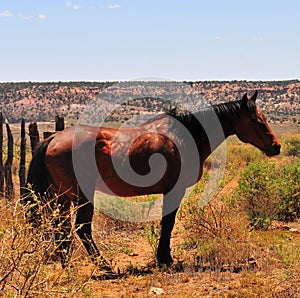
[194,107,236,162]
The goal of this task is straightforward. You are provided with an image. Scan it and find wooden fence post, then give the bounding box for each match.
[29,122,40,156]
[0,112,3,194]
[4,123,14,200]
[55,115,65,131]
[19,118,26,196]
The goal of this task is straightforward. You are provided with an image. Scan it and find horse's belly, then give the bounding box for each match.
[95,174,169,196]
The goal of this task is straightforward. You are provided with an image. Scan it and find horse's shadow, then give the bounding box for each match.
[91,262,185,280]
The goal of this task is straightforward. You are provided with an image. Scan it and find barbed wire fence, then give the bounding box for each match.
[0,112,65,200]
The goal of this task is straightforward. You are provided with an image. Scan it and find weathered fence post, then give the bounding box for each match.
[19,118,26,196]
[43,115,65,140]
[29,122,40,156]
[0,112,3,194]
[55,115,65,131]
[4,123,14,200]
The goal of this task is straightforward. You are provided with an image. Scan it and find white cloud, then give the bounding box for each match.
[1,10,47,21]
[107,4,121,9]
[64,2,120,11]
[19,14,34,21]
[66,1,80,10]
[251,37,264,42]
[38,13,47,20]
[0,10,13,17]
[215,36,224,41]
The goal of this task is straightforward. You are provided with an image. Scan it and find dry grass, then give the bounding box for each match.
[1,193,300,297]
[181,193,254,273]
[1,133,300,297]
[0,198,97,297]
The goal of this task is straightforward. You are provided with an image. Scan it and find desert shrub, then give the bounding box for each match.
[238,161,278,229]
[182,194,252,272]
[227,140,266,167]
[284,136,300,157]
[238,159,300,229]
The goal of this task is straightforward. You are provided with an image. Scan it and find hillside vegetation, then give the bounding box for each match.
[0,80,299,124]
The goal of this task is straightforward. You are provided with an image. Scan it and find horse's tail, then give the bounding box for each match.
[23,137,53,225]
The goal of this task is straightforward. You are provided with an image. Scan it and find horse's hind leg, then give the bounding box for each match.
[52,196,72,268]
[75,194,111,270]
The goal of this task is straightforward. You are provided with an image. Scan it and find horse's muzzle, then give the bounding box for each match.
[272,143,281,155]
[265,143,281,156]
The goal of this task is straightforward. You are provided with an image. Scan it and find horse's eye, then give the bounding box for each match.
[258,116,265,124]
[251,110,265,123]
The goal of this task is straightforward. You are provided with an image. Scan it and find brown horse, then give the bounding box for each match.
[25,91,280,270]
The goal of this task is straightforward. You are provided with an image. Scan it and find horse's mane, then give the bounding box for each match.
[163,98,257,149]
[165,98,256,126]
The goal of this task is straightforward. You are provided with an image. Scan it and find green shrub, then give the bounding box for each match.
[238,161,277,229]
[284,136,300,157]
[275,161,300,221]
[238,159,300,229]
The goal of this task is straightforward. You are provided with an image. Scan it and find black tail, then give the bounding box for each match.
[23,138,53,225]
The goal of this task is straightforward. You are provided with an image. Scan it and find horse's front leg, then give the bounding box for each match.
[157,190,184,266]
[157,208,178,266]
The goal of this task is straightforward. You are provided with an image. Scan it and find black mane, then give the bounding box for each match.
[166,98,256,126]
[165,98,257,149]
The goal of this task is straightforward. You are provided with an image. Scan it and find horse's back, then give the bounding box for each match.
[43,120,182,198]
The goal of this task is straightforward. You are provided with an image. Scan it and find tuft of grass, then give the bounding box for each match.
[227,137,266,167]
[182,193,253,273]
[283,135,300,157]
[143,221,161,263]
[118,246,134,255]
[0,196,98,297]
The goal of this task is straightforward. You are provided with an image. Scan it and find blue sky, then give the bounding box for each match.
[1,0,299,82]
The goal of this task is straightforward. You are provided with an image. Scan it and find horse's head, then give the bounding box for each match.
[235,91,281,157]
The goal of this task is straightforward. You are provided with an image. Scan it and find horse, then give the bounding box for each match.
[24,91,280,270]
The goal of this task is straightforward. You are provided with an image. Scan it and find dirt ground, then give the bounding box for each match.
[52,210,300,298]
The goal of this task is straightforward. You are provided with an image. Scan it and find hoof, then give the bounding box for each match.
[157,256,173,268]
[158,262,184,273]
[146,259,157,269]
[93,256,112,271]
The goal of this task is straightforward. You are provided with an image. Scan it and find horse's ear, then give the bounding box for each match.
[241,93,248,107]
[249,90,258,102]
